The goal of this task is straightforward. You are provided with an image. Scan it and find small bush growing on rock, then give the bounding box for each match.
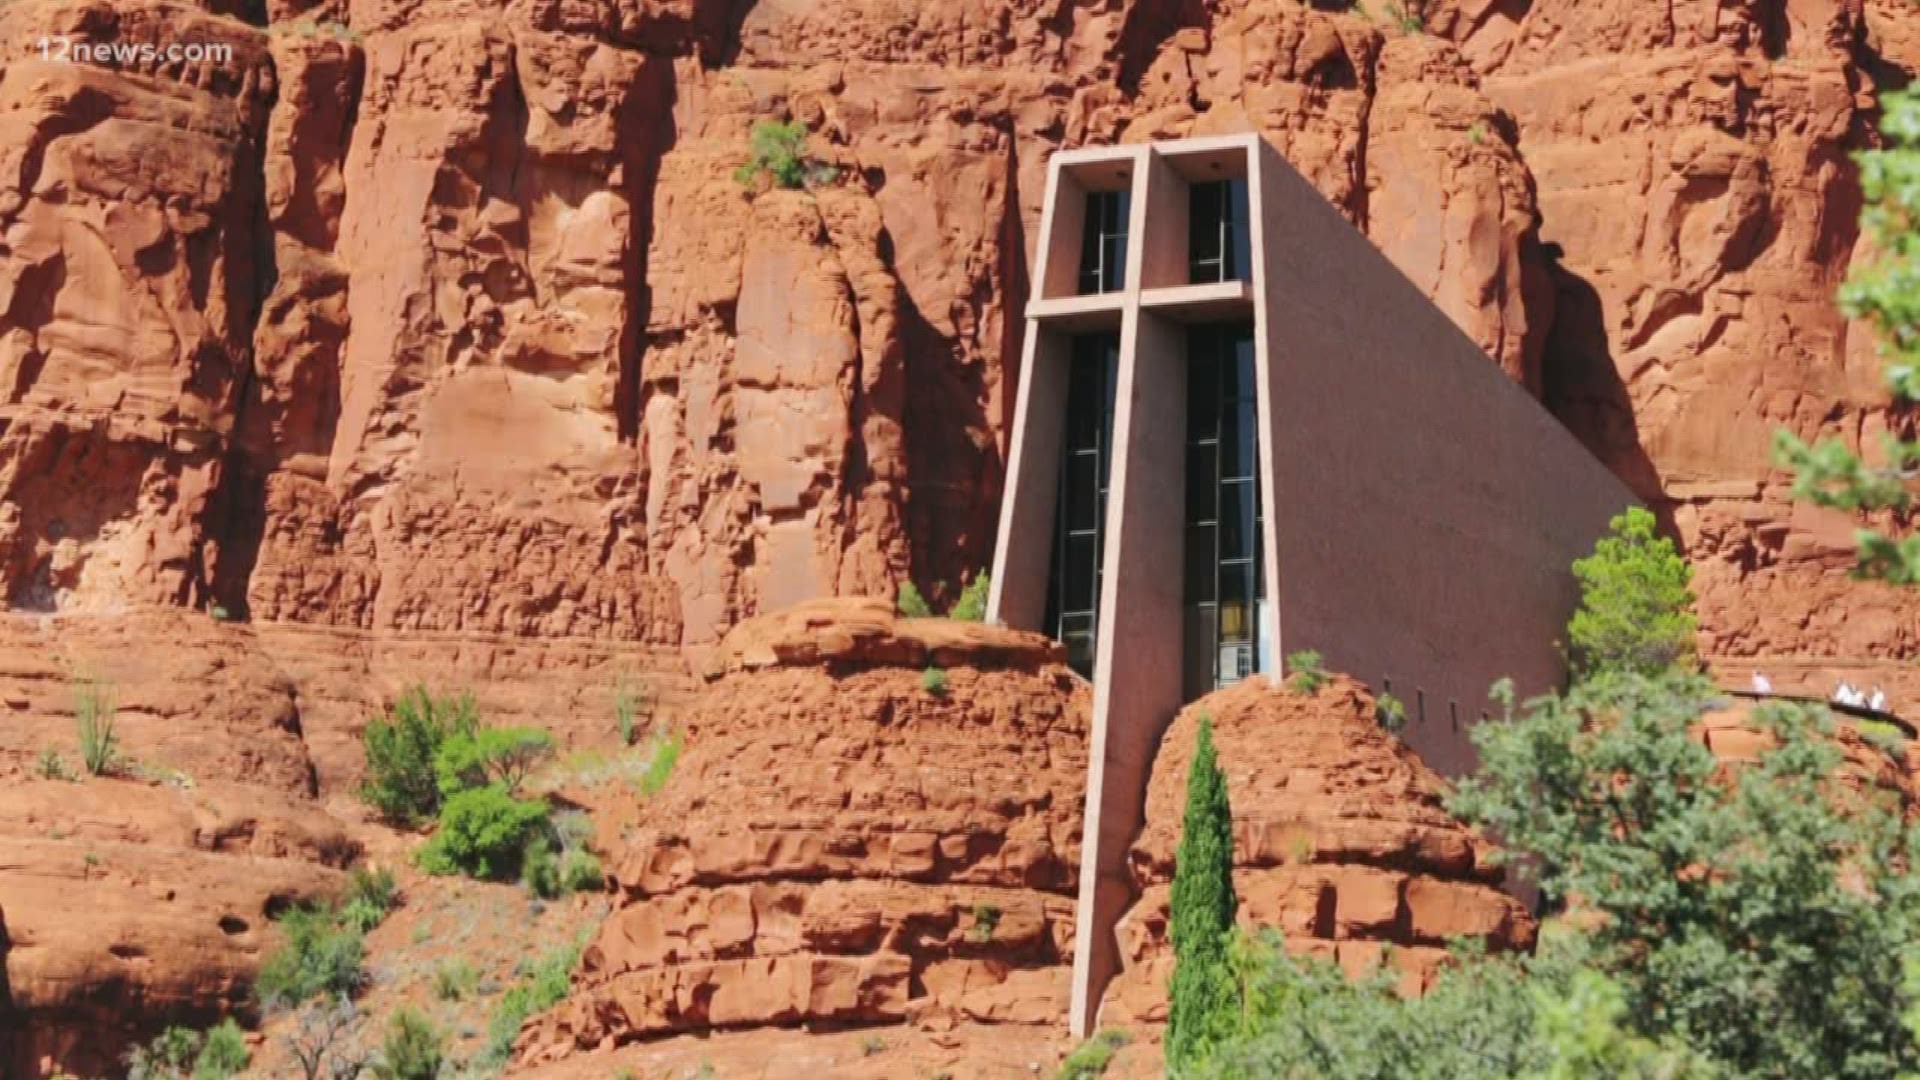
[922,665,949,697]
[1568,507,1697,681]
[282,995,373,1080]
[968,903,1001,943]
[521,836,604,899]
[613,674,652,746]
[948,571,991,621]
[637,730,683,797]
[417,783,552,880]
[484,937,584,1066]
[343,865,399,921]
[735,119,813,191]
[370,1008,443,1080]
[36,746,71,781]
[1375,691,1407,734]
[432,725,554,797]
[1283,651,1327,695]
[432,958,479,1002]
[896,580,934,618]
[74,678,118,776]
[1057,1029,1130,1080]
[361,687,479,826]
[256,904,369,1010]
[192,1020,249,1080]
[125,1025,201,1079]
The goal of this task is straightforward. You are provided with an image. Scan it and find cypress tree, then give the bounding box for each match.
[1167,716,1238,1073]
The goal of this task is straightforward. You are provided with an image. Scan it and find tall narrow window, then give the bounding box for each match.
[1183,322,1267,699]
[1188,178,1251,285]
[1078,190,1131,295]
[1045,333,1120,677]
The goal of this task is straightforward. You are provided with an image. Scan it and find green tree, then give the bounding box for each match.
[1776,88,1920,584]
[256,904,368,1010]
[415,783,551,880]
[1449,673,1920,1077]
[432,725,553,796]
[1167,717,1238,1073]
[192,1019,250,1080]
[734,120,814,191]
[361,688,478,826]
[1567,507,1697,680]
[896,580,933,618]
[948,571,991,621]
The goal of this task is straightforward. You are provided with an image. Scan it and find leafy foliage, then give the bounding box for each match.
[613,674,651,746]
[968,903,1001,942]
[1774,88,1920,584]
[415,783,552,880]
[637,729,683,797]
[734,120,816,191]
[1167,717,1237,1072]
[340,866,399,932]
[370,1008,443,1080]
[360,688,478,826]
[948,571,991,621]
[896,580,934,618]
[432,958,479,1002]
[1567,507,1698,679]
[1284,650,1328,695]
[432,725,553,796]
[1374,691,1407,734]
[484,937,584,1066]
[921,665,949,697]
[256,904,368,1011]
[193,1020,250,1080]
[75,678,118,776]
[1448,673,1920,1077]
[36,746,72,781]
[1058,1030,1131,1080]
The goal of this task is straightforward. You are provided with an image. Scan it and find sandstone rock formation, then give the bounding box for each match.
[1101,675,1535,1024]
[515,599,1090,1066]
[0,776,356,1078]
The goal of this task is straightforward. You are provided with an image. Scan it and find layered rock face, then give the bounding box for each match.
[516,599,1090,1065]
[1102,676,1536,1024]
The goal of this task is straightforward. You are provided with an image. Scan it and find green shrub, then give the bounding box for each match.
[734,119,812,191]
[255,904,367,1010]
[361,688,479,826]
[1375,692,1407,734]
[637,730,683,797]
[922,665,949,697]
[432,725,554,797]
[896,580,934,618]
[370,1008,443,1080]
[522,834,602,899]
[344,865,399,919]
[1284,650,1327,695]
[75,679,118,776]
[192,1019,249,1080]
[432,958,479,1001]
[948,571,991,621]
[613,675,651,746]
[1167,717,1236,1072]
[126,1025,201,1079]
[1568,507,1698,681]
[36,746,71,781]
[484,938,583,1066]
[968,903,1001,943]
[416,784,551,880]
[1057,1029,1130,1080]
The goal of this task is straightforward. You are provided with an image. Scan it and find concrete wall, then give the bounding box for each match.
[1252,139,1635,777]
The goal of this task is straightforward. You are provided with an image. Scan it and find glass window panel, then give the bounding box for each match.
[1063,534,1097,612]
[1187,351,1218,440]
[1066,630,1095,679]
[1227,179,1251,281]
[1219,479,1256,560]
[1185,443,1217,523]
[1185,524,1216,603]
[1184,605,1218,701]
[1068,455,1098,531]
[1102,236,1127,291]
[1221,401,1258,479]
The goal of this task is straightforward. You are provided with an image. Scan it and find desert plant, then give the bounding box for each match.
[922,665,949,697]
[74,678,118,776]
[1567,507,1698,680]
[637,730,683,797]
[36,746,71,781]
[370,1008,443,1080]
[432,725,554,797]
[861,1033,888,1057]
[1284,650,1327,695]
[484,937,583,1066]
[283,995,373,1080]
[431,958,479,1002]
[613,674,651,746]
[192,1019,250,1080]
[1375,691,1408,734]
[256,904,368,1010]
[343,865,399,921]
[896,579,934,618]
[734,119,813,191]
[948,571,991,621]
[126,1026,202,1079]
[968,903,1002,943]
[1167,717,1237,1072]
[1058,1030,1131,1080]
[360,688,479,826]
[416,784,551,880]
